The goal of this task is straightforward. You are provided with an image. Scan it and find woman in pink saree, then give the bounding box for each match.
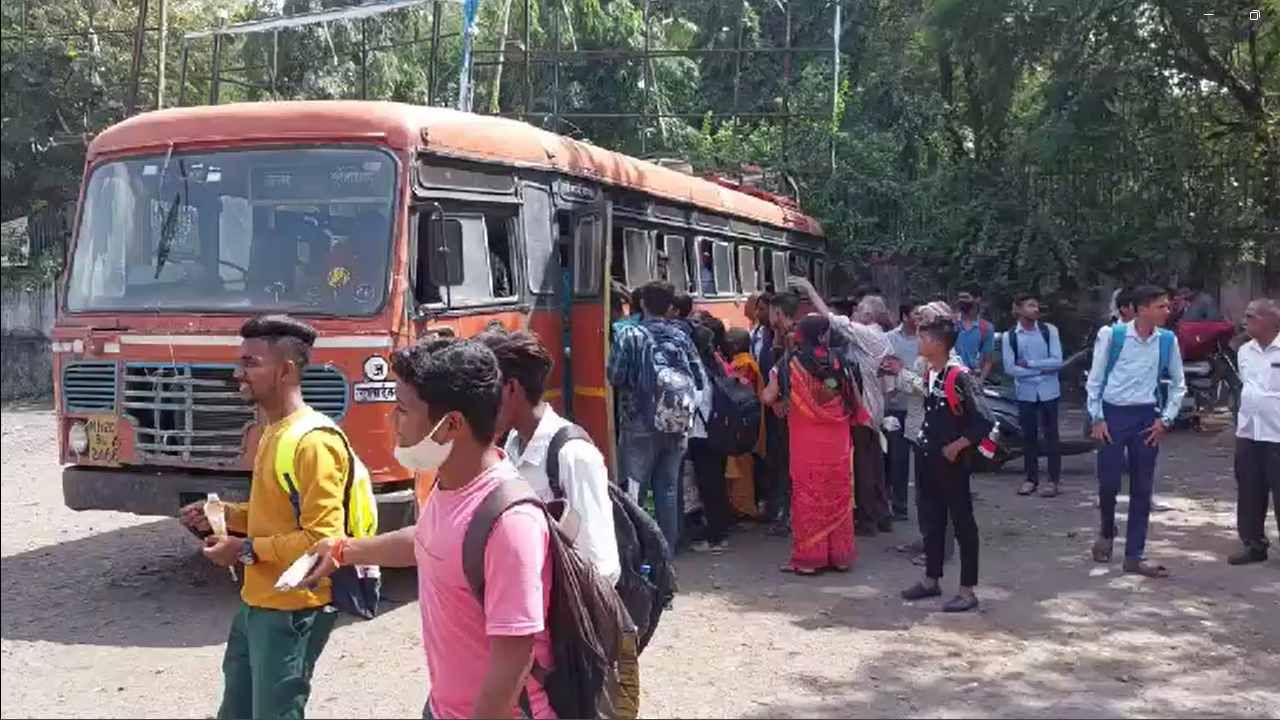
[763,314,866,574]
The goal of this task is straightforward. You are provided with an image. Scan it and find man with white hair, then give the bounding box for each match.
[1230,298,1280,565]
[789,277,895,535]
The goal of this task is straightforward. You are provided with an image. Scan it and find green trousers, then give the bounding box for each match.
[217,602,337,720]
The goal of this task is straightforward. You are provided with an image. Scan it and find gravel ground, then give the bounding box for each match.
[2,402,1278,718]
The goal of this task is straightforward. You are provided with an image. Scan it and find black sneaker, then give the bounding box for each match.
[942,594,979,613]
[901,582,942,601]
[1227,547,1268,565]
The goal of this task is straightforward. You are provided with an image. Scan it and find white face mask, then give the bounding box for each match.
[393,414,454,471]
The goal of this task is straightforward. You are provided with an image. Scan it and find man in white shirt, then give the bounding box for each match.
[1230,298,1280,566]
[477,329,621,584]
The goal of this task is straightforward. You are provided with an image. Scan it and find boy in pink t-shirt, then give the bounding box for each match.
[306,338,556,718]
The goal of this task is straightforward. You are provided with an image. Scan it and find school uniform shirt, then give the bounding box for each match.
[1085,321,1188,427]
[885,324,920,414]
[955,317,995,371]
[1236,334,1280,443]
[1001,321,1064,402]
[504,405,621,585]
[917,362,995,457]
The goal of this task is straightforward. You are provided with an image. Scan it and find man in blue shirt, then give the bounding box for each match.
[1085,285,1186,578]
[954,287,995,383]
[1002,293,1065,497]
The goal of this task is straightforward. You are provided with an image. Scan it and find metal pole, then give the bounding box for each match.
[428,0,441,105]
[271,30,278,99]
[458,0,479,111]
[156,0,167,109]
[523,0,532,120]
[781,0,792,167]
[552,0,560,133]
[830,0,841,174]
[641,0,652,155]
[178,41,189,106]
[125,0,150,115]
[209,33,223,105]
[360,17,369,99]
[732,0,746,121]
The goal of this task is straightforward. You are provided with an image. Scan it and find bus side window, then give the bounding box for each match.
[771,250,788,292]
[788,251,810,280]
[664,235,689,293]
[737,244,759,295]
[413,213,446,305]
[711,240,734,296]
[695,237,716,296]
[522,184,556,295]
[574,214,602,296]
[621,227,652,287]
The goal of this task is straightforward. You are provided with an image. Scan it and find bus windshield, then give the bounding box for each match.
[65,147,397,316]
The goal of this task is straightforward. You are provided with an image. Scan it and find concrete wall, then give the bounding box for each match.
[1,282,57,402]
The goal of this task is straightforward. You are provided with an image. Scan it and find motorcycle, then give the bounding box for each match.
[1075,320,1242,435]
[972,382,1096,473]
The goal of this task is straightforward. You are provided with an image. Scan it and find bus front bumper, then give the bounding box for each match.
[62,466,417,531]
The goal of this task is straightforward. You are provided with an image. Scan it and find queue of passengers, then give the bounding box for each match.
[175,281,1278,718]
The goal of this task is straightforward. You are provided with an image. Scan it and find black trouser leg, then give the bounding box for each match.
[1236,438,1280,551]
[945,463,980,587]
[919,453,948,581]
[765,414,790,523]
[853,426,890,526]
[1042,399,1061,484]
[886,410,910,517]
[1019,400,1041,487]
[690,438,731,544]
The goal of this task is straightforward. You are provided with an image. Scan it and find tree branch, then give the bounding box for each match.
[1160,3,1263,120]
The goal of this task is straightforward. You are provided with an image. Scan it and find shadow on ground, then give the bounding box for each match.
[0,519,419,649]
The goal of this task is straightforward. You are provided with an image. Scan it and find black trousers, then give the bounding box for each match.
[853,426,890,526]
[765,413,790,523]
[1235,438,1280,551]
[885,410,911,517]
[1018,398,1061,486]
[689,438,731,544]
[919,451,979,587]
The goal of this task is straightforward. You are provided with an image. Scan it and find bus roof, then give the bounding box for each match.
[88,101,824,238]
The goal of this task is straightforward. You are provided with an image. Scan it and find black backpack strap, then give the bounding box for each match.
[544,424,596,500]
[462,479,542,602]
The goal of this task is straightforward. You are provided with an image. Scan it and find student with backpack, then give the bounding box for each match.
[477,329,677,647]
[305,338,640,719]
[1085,285,1187,579]
[955,287,996,384]
[685,312,744,553]
[180,315,374,719]
[1002,293,1065,498]
[608,280,706,554]
[723,327,767,520]
[899,319,996,612]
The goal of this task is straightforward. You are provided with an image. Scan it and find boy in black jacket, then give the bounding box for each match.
[900,319,995,612]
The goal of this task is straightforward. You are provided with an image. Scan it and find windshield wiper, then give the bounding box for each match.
[155,158,188,279]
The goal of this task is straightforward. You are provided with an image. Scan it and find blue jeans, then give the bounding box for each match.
[620,430,687,555]
[1018,398,1061,486]
[1097,403,1160,560]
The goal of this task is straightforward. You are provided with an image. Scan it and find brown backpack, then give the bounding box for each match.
[463,479,641,719]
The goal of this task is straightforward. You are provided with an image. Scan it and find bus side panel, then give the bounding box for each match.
[527,302,611,468]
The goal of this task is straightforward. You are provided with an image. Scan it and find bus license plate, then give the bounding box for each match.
[353,381,396,403]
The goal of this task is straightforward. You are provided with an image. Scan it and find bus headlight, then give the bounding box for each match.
[68,421,89,454]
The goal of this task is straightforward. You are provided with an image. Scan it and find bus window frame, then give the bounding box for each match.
[573,212,603,297]
[521,182,557,296]
[660,234,691,293]
[711,239,735,297]
[737,244,760,295]
[770,250,788,293]
[413,207,522,310]
[620,226,654,288]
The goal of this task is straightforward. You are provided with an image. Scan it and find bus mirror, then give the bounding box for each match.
[425,205,463,287]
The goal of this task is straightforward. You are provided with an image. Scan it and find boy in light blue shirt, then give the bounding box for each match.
[1002,293,1064,497]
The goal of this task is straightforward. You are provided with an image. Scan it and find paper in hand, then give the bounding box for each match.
[274,552,321,591]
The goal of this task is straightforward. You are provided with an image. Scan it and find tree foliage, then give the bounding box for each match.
[2,0,1276,308]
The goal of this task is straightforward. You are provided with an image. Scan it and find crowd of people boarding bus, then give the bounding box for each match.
[175,285,1276,718]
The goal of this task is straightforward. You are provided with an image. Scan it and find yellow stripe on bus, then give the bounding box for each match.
[544,386,607,400]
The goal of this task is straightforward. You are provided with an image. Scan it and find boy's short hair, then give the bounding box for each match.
[724,327,751,357]
[672,292,694,318]
[1131,285,1168,309]
[1013,292,1037,306]
[1115,288,1135,310]
[239,314,317,367]
[390,338,502,442]
[772,292,802,319]
[637,280,676,317]
[474,329,553,405]
[919,318,959,351]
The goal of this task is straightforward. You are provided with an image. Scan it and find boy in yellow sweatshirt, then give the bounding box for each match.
[181,315,348,719]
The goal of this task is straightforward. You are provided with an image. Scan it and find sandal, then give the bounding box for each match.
[1123,559,1170,578]
[901,581,942,601]
[1040,482,1060,498]
[1091,537,1113,563]
[1018,481,1038,496]
[779,564,818,576]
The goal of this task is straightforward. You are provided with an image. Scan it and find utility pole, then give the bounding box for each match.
[156,0,167,109]
[125,0,150,116]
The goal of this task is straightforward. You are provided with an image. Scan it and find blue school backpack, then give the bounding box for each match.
[1100,323,1175,412]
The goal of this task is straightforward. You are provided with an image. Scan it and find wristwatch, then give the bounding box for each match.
[238,538,257,566]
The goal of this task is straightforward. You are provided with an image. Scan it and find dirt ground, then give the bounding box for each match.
[2,402,1278,719]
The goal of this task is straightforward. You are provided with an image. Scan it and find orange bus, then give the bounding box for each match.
[55,101,826,530]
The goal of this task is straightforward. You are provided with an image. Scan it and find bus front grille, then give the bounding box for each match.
[122,364,349,465]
